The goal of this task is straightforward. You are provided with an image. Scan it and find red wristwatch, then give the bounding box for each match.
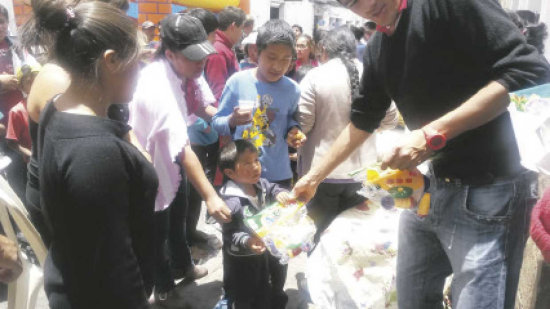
[422,127,446,151]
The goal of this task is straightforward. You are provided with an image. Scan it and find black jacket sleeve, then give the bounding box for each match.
[351,35,393,133]
[443,0,550,90]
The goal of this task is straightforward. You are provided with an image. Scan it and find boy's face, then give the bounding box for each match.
[257,44,293,83]
[224,149,262,185]
[247,44,258,63]
[228,22,245,46]
[296,37,312,62]
[143,27,155,41]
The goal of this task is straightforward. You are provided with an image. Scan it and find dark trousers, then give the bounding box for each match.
[168,180,193,271]
[155,185,194,293]
[186,142,218,243]
[223,251,288,309]
[307,182,366,243]
[154,209,175,293]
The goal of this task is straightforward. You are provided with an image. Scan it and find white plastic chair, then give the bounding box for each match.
[0,175,47,309]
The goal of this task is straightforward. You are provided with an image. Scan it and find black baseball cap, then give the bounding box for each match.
[160,14,216,61]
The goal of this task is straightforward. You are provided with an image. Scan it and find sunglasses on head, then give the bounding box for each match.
[337,0,358,8]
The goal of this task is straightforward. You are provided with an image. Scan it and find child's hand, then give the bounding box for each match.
[287,127,306,148]
[247,236,266,254]
[276,191,295,206]
[228,106,253,128]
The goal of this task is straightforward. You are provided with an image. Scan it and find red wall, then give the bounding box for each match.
[12,0,33,26]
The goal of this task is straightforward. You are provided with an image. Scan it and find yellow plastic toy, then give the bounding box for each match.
[351,165,431,217]
[366,168,424,209]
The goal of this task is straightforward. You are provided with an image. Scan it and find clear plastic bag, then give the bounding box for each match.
[509,83,550,174]
[244,201,316,264]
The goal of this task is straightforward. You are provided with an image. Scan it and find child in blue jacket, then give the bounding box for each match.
[218,140,292,309]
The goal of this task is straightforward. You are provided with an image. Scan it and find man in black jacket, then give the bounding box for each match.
[293,0,550,308]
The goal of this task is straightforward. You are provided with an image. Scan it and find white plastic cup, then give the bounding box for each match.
[238,100,255,121]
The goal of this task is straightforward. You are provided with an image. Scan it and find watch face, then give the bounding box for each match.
[423,128,446,150]
[430,135,445,150]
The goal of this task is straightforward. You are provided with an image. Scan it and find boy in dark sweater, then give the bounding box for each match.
[218,140,292,309]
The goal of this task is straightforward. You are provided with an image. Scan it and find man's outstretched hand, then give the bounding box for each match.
[292,174,319,204]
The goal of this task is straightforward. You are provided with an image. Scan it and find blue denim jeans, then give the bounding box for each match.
[397,170,537,309]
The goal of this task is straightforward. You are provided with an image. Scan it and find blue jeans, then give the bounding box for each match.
[397,170,537,309]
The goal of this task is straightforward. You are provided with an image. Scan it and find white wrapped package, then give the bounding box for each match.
[508,83,550,175]
[307,201,400,309]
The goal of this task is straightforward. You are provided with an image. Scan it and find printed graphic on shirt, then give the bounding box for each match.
[242,94,278,149]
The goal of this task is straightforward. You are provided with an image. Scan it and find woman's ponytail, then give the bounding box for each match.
[321,26,360,100]
[21,0,139,83]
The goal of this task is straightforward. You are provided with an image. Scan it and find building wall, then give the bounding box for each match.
[313,2,365,31]
[249,0,272,31]
[137,0,172,25]
[11,0,32,28]
[280,1,315,36]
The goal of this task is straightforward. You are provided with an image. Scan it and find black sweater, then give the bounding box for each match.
[38,101,158,308]
[352,0,550,179]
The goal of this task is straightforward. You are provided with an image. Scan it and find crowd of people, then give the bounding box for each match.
[0,0,548,308]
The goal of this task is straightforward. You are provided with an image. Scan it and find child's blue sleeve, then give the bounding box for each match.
[212,83,236,137]
[287,87,301,131]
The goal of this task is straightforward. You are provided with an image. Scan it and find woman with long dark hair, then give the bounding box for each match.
[297,26,397,240]
[27,0,157,307]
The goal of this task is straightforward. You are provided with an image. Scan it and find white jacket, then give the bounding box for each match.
[297,58,398,180]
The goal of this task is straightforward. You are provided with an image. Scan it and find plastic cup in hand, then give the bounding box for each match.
[238,100,255,121]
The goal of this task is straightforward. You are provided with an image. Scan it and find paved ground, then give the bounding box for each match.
[0,204,313,309]
[150,205,313,309]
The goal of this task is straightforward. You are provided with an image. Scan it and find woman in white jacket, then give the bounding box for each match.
[297,26,398,241]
